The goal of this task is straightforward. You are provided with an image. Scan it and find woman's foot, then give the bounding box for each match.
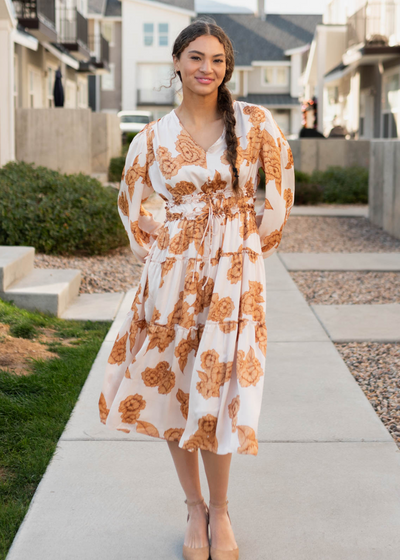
[208,500,238,552]
[184,498,210,549]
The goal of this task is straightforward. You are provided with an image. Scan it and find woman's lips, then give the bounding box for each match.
[196,77,214,84]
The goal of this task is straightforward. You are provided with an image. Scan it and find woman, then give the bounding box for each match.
[99,19,294,560]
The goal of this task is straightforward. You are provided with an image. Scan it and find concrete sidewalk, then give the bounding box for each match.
[6,255,400,560]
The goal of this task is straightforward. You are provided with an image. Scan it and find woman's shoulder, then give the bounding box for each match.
[233,100,273,122]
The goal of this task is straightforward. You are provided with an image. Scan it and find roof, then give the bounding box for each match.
[146,0,195,11]
[195,0,252,13]
[237,93,300,106]
[105,0,121,17]
[87,0,106,15]
[196,13,322,64]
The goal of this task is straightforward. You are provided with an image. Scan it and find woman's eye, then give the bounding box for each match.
[214,59,224,63]
[190,56,201,61]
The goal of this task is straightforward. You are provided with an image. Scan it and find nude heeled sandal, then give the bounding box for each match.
[182,497,210,560]
[209,500,239,560]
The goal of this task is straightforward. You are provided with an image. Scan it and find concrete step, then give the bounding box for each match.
[279,252,400,271]
[61,293,125,322]
[290,205,369,217]
[0,246,35,291]
[312,303,400,342]
[1,268,81,317]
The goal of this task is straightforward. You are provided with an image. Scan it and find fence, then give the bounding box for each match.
[288,139,370,174]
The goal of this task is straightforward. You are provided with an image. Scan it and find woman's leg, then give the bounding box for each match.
[167,441,209,548]
[200,450,238,551]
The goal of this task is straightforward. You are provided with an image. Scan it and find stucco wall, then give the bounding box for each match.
[369,140,400,240]
[15,108,121,175]
[289,139,370,174]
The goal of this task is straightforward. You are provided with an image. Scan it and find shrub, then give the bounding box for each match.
[108,156,125,182]
[311,166,369,204]
[0,161,128,255]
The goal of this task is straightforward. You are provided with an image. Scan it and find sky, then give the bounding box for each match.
[197,0,329,14]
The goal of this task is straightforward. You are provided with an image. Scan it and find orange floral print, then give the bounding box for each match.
[255,323,268,356]
[160,257,176,288]
[239,213,258,241]
[146,324,176,353]
[136,420,160,438]
[156,147,182,180]
[175,130,207,167]
[125,155,146,200]
[237,347,264,387]
[228,396,240,432]
[265,198,273,210]
[157,226,170,250]
[130,220,150,247]
[166,180,197,200]
[98,392,110,424]
[200,170,227,194]
[175,331,197,372]
[146,127,156,167]
[243,105,267,126]
[208,294,235,323]
[261,229,283,253]
[118,191,129,217]
[285,146,294,169]
[108,332,128,365]
[227,253,242,284]
[246,248,260,263]
[182,414,218,453]
[164,427,184,442]
[237,425,258,455]
[261,130,282,195]
[129,319,146,352]
[176,389,189,419]
[118,393,146,424]
[141,361,175,394]
[196,349,233,399]
[239,281,265,323]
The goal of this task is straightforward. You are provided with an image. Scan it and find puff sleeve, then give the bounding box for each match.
[117,126,162,263]
[256,109,295,258]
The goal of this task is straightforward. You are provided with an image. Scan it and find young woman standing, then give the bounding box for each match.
[99,19,294,560]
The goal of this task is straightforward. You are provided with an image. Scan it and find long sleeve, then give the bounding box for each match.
[256,110,295,258]
[117,126,162,263]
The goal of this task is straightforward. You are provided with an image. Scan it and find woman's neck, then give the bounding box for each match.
[176,87,221,126]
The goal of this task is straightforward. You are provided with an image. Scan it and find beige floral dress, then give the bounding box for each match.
[98,101,294,455]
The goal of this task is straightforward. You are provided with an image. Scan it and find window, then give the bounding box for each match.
[28,67,43,108]
[382,71,400,138]
[270,109,290,135]
[47,66,57,107]
[144,23,154,46]
[65,80,77,108]
[158,23,169,46]
[78,78,88,108]
[102,21,114,47]
[227,70,239,94]
[262,66,289,87]
[102,63,115,91]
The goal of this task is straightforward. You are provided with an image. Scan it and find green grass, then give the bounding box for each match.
[0,299,110,559]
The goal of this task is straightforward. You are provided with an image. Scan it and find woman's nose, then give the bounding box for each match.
[200,59,212,73]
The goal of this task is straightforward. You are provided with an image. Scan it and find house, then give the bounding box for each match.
[303,0,400,139]
[0,0,15,164]
[120,0,195,119]
[198,1,322,136]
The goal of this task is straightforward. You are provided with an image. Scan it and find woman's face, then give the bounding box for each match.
[174,35,227,97]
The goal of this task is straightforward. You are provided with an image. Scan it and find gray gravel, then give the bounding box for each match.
[291,271,400,305]
[280,217,400,253]
[336,342,400,448]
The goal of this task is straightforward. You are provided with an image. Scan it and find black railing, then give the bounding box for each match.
[101,34,109,64]
[137,88,175,105]
[88,33,109,64]
[347,2,396,49]
[13,0,56,27]
[58,6,87,47]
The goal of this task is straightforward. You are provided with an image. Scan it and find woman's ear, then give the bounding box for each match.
[173,54,180,74]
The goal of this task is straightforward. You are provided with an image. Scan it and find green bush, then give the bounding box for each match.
[312,166,369,204]
[108,156,125,182]
[0,161,128,255]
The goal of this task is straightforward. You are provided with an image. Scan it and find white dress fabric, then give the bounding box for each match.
[98,101,295,455]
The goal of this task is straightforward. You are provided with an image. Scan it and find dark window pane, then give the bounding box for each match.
[383,113,389,138]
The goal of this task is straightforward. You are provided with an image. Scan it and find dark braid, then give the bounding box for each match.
[172,18,239,193]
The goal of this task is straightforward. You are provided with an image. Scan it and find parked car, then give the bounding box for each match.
[117,111,154,135]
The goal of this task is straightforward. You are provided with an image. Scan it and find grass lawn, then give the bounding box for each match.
[0,299,110,560]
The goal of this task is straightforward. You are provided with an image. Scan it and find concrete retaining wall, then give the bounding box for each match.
[15,108,121,176]
[369,140,400,240]
[289,139,370,174]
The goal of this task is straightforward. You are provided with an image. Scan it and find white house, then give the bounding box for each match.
[121,0,195,118]
[0,0,15,165]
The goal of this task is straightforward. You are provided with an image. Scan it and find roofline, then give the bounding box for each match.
[235,65,253,71]
[252,60,291,67]
[121,0,195,17]
[42,41,80,70]
[12,28,38,50]
[2,0,17,25]
[302,37,317,85]
[285,43,310,56]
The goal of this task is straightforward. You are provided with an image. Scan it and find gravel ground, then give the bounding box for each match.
[291,271,400,305]
[336,343,400,448]
[279,216,400,253]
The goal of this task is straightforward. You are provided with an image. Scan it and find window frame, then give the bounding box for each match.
[143,23,154,47]
[261,65,290,88]
[102,62,115,91]
[381,67,400,138]
[158,22,169,47]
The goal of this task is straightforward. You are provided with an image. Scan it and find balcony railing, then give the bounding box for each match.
[13,0,57,40]
[58,7,87,47]
[347,2,397,49]
[137,88,175,105]
[88,33,109,65]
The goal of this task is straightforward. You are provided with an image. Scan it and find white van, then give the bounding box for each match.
[118,111,154,134]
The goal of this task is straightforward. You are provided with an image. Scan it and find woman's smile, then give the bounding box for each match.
[195,77,214,85]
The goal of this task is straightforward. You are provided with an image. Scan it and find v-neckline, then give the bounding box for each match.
[172,109,226,154]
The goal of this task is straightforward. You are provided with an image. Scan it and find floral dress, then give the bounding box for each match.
[98,101,294,455]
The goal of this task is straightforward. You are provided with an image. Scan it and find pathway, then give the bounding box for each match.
[6,252,400,560]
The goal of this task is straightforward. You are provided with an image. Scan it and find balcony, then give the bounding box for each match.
[88,34,110,72]
[57,6,90,60]
[347,2,397,50]
[137,88,175,106]
[13,0,57,42]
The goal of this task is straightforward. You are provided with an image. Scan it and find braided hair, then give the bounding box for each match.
[172,19,239,192]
